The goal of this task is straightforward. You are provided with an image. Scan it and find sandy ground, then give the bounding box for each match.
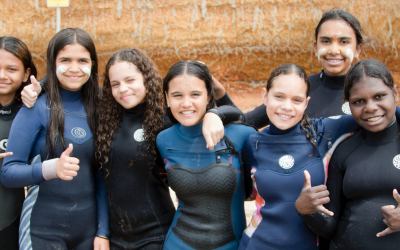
[169,188,256,225]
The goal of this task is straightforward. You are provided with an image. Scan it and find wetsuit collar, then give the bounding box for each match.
[60,87,82,102]
[179,121,203,137]
[0,99,20,118]
[124,102,146,116]
[363,117,399,145]
[268,121,298,135]
[320,70,346,90]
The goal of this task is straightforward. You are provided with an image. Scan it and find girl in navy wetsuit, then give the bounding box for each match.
[295,59,400,250]
[237,63,400,250]
[1,28,109,250]
[158,61,256,250]
[0,36,37,250]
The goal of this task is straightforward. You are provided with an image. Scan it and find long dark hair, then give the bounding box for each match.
[344,59,395,101]
[315,8,363,45]
[43,28,99,157]
[0,36,37,102]
[266,63,316,156]
[163,61,216,124]
[96,48,165,173]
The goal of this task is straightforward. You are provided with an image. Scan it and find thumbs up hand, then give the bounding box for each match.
[21,76,42,108]
[377,189,400,237]
[56,144,80,181]
[295,170,334,216]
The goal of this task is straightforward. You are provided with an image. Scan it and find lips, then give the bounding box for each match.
[181,110,195,117]
[277,113,293,120]
[363,115,384,125]
[325,58,344,65]
[121,94,132,100]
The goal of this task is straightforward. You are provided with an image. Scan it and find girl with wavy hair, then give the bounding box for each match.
[1,28,109,250]
[0,36,37,250]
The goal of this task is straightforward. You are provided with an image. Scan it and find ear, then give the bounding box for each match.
[355,43,363,58]
[305,96,311,109]
[23,68,31,82]
[394,87,399,103]
[261,87,268,106]
[313,42,318,56]
[165,91,170,107]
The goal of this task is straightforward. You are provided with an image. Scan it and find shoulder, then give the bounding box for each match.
[17,94,48,120]
[331,131,362,164]
[226,124,256,141]
[156,124,178,146]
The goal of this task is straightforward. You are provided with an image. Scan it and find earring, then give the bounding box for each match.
[167,103,170,107]
[355,54,359,58]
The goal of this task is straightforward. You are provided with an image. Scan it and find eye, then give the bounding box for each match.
[111,83,119,87]
[80,59,89,63]
[294,99,302,103]
[354,99,364,104]
[321,39,330,44]
[192,93,200,97]
[8,68,16,71]
[340,40,350,44]
[275,95,283,99]
[127,78,134,83]
[375,94,385,99]
[172,94,182,97]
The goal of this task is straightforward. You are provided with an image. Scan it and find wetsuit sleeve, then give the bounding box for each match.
[242,138,256,200]
[216,93,238,108]
[242,104,269,128]
[298,155,345,240]
[1,105,45,188]
[94,168,110,237]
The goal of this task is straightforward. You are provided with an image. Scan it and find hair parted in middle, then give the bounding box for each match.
[266,63,316,156]
[95,48,165,173]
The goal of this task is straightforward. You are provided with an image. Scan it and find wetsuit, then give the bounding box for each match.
[104,102,175,250]
[0,100,24,250]
[157,122,256,250]
[299,119,400,250]
[239,116,362,250]
[1,88,109,250]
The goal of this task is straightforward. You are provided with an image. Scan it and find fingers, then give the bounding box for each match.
[377,227,394,237]
[0,152,13,159]
[303,170,312,188]
[62,144,73,157]
[204,134,215,151]
[393,189,400,206]
[317,205,334,216]
[30,75,42,93]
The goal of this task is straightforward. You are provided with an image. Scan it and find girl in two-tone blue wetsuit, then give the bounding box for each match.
[0,36,37,250]
[295,59,400,250]
[1,28,109,250]
[238,63,400,250]
[157,61,256,250]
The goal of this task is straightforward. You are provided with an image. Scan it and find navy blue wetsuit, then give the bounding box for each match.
[0,100,25,250]
[157,122,256,250]
[1,88,109,250]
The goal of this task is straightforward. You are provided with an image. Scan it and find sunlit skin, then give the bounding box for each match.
[262,73,310,130]
[314,20,362,76]
[166,75,211,127]
[349,76,398,133]
[0,49,30,106]
[110,61,146,109]
[56,43,92,91]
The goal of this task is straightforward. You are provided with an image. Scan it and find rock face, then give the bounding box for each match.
[1,0,399,110]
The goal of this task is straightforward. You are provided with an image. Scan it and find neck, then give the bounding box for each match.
[0,94,16,106]
[268,122,298,135]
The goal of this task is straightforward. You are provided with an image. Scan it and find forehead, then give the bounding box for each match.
[56,43,90,58]
[109,61,141,78]
[270,74,308,97]
[349,77,392,97]
[0,49,24,67]
[168,75,206,92]
[318,19,356,38]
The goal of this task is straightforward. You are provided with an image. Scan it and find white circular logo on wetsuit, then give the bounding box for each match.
[134,129,145,142]
[279,155,295,169]
[342,102,351,115]
[71,127,86,138]
[393,155,400,169]
[329,115,342,120]
[0,139,7,150]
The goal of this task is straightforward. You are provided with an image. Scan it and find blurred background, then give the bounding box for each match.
[1,0,399,110]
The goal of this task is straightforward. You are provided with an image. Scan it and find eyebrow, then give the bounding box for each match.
[319,36,352,40]
[170,90,203,95]
[58,56,90,60]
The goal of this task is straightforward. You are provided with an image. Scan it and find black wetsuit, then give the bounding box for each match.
[104,102,176,250]
[300,119,400,250]
[0,100,24,250]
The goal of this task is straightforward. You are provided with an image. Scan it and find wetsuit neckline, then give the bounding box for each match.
[267,122,299,135]
[0,99,20,120]
[60,87,82,102]
[320,70,346,90]
[124,102,146,116]
[179,121,203,137]
[363,117,399,145]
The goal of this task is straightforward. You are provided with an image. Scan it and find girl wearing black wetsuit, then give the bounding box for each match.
[0,36,37,250]
[296,59,400,249]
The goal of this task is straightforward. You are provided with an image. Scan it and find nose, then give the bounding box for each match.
[181,96,192,108]
[68,61,80,73]
[365,100,378,113]
[328,42,340,55]
[280,99,293,111]
[0,69,6,79]
[119,82,128,93]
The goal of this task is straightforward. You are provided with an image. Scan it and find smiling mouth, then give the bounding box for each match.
[121,95,132,100]
[325,59,344,63]
[364,115,384,123]
[277,113,293,119]
[181,111,195,115]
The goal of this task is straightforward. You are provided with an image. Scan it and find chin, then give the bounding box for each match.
[179,118,202,127]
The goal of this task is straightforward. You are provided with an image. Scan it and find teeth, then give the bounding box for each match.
[182,111,194,115]
[278,114,291,119]
[327,59,342,63]
[367,116,381,122]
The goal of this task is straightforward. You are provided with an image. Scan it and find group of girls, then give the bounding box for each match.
[0,7,399,250]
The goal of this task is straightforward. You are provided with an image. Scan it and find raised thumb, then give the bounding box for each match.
[393,189,400,206]
[30,75,41,93]
[62,143,73,157]
[303,170,312,188]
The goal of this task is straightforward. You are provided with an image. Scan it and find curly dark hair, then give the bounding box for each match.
[95,48,165,174]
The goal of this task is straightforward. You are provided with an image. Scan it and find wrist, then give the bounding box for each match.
[42,158,59,180]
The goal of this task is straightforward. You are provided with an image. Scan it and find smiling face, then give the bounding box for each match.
[349,76,397,133]
[262,73,310,130]
[0,49,30,105]
[55,43,92,91]
[314,20,362,76]
[166,74,210,127]
[110,61,146,109]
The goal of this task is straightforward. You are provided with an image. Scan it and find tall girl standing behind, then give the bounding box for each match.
[0,36,37,250]
[1,28,109,250]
